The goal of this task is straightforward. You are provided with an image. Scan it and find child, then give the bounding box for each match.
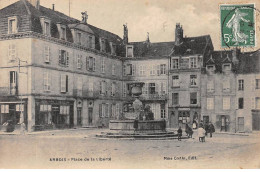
[177,127,182,141]
[198,126,206,142]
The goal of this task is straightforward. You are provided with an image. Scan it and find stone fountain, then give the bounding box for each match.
[96,82,178,139]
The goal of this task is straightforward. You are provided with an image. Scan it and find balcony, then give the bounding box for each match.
[139,93,167,101]
[73,89,99,99]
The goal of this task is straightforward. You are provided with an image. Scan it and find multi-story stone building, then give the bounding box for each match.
[0,0,125,131]
[236,50,260,132]
[201,50,238,132]
[168,24,214,129]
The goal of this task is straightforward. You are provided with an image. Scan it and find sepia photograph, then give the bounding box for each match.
[0,0,259,169]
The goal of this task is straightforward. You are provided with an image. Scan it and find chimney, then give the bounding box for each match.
[52,4,55,11]
[123,23,128,45]
[29,0,40,10]
[175,23,183,46]
[232,48,240,65]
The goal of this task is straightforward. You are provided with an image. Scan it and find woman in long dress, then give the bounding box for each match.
[226,8,250,45]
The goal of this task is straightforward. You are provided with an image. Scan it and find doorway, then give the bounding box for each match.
[252,113,260,131]
[88,108,93,126]
[238,117,244,132]
[221,115,227,132]
[77,108,82,126]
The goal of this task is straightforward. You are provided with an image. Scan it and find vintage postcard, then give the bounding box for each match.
[0,0,259,169]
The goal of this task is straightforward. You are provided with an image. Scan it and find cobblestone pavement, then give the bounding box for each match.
[0,129,259,169]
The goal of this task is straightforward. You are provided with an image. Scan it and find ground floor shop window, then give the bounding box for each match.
[178,111,190,127]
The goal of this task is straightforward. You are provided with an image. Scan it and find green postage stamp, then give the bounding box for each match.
[220,4,255,48]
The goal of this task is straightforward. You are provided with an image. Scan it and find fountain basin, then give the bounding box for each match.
[109,119,166,133]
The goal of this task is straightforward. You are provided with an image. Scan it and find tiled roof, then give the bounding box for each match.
[237,50,260,74]
[171,35,212,56]
[0,0,30,17]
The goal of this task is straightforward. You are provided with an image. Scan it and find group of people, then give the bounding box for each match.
[177,122,215,142]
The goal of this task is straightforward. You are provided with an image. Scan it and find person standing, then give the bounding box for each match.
[177,127,182,141]
[198,126,206,142]
[208,122,215,138]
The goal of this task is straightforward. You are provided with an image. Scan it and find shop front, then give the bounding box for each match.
[0,100,28,132]
[34,99,74,131]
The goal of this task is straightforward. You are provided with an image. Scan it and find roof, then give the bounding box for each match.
[237,50,260,74]
[171,35,213,56]
[128,41,175,58]
[0,0,123,45]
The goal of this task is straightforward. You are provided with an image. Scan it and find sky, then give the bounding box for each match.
[0,0,259,50]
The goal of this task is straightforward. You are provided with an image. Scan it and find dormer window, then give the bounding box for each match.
[8,16,18,34]
[76,32,82,45]
[110,42,116,55]
[189,57,197,68]
[206,65,215,73]
[100,38,106,52]
[40,17,51,36]
[89,36,93,48]
[126,45,133,57]
[223,63,231,71]
[57,23,67,40]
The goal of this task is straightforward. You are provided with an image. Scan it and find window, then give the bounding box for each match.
[150,65,157,76]
[8,44,16,61]
[238,80,244,91]
[256,98,260,109]
[161,104,166,118]
[105,104,109,117]
[77,55,82,69]
[110,42,116,55]
[43,71,51,91]
[160,82,166,95]
[16,104,24,112]
[142,83,148,95]
[100,81,107,95]
[76,32,82,45]
[126,46,133,57]
[60,106,70,115]
[111,83,116,97]
[190,75,197,87]
[8,17,17,34]
[86,57,96,71]
[207,80,214,92]
[207,98,214,110]
[223,64,231,71]
[112,64,115,75]
[172,58,179,69]
[60,74,68,93]
[238,98,244,109]
[206,65,215,72]
[89,36,93,48]
[149,83,156,94]
[44,21,50,36]
[1,105,9,114]
[132,64,136,76]
[111,104,116,118]
[178,111,190,124]
[44,46,50,63]
[190,57,197,68]
[40,104,52,112]
[99,104,107,118]
[88,79,94,93]
[126,64,134,75]
[139,65,145,76]
[190,92,197,105]
[60,27,66,40]
[100,38,106,52]
[101,58,105,73]
[59,50,69,67]
[172,93,179,105]
[77,77,83,96]
[256,79,260,89]
[123,84,127,97]
[223,97,231,110]
[172,75,179,87]
[223,78,230,92]
[10,71,17,95]
[116,104,120,118]
[160,64,166,75]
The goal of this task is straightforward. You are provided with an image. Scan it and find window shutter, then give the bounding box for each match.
[60,74,65,92]
[157,65,160,76]
[155,83,158,94]
[66,75,68,92]
[99,104,102,117]
[251,97,255,109]
[66,52,69,67]
[59,49,62,64]
[111,82,113,96]
[93,58,96,71]
[48,72,51,91]
[99,81,102,94]
[86,57,89,70]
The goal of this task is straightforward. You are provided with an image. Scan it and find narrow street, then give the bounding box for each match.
[0,129,259,169]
